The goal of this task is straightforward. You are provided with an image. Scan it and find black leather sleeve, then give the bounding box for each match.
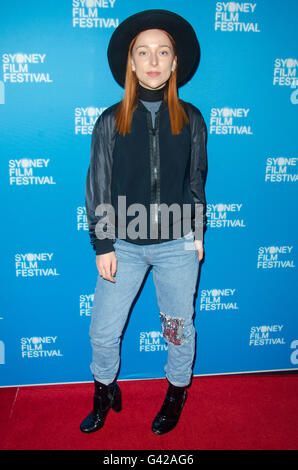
[187,103,208,242]
[85,108,116,255]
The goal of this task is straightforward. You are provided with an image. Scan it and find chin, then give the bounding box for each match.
[141,80,165,90]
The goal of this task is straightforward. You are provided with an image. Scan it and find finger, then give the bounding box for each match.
[104,272,115,283]
[198,248,204,262]
[98,265,104,277]
[98,265,107,278]
[101,265,115,283]
[111,257,117,276]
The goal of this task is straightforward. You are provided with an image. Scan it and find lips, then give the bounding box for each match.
[147,72,161,77]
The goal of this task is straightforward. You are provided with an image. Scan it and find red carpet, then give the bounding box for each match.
[1,374,297,450]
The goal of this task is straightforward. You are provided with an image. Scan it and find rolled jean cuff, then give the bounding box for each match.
[92,375,114,386]
[167,376,190,387]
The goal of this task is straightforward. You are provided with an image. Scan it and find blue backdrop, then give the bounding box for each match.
[1,0,297,387]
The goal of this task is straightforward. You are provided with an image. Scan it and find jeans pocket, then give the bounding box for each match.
[183,230,195,240]
[182,231,196,252]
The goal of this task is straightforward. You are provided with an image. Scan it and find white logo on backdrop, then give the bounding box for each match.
[214,2,260,32]
[139,331,168,352]
[2,53,53,83]
[207,203,246,229]
[249,325,285,346]
[20,337,63,358]
[210,107,252,135]
[273,58,298,104]
[0,341,5,365]
[72,0,119,28]
[273,58,298,88]
[80,294,94,317]
[290,340,298,365]
[75,107,107,134]
[200,288,239,311]
[265,157,298,183]
[257,246,295,269]
[15,253,60,277]
[9,159,56,186]
[77,207,88,231]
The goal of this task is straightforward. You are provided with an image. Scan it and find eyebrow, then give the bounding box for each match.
[136,45,171,49]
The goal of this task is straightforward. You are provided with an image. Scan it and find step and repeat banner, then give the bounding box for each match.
[1,0,297,387]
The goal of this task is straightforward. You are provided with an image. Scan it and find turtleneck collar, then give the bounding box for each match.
[137,83,166,102]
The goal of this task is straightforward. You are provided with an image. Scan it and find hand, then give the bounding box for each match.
[194,239,204,262]
[96,251,117,283]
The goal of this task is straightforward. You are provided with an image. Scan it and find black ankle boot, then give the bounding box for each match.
[152,381,187,435]
[80,379,122,433]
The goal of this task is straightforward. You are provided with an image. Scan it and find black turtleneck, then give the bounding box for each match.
[138,83,166,127]
[138,83,166,102]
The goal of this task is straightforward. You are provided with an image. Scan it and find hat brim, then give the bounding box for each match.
[107,9,200,88]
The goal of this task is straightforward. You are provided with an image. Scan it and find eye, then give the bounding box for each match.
[160,50,168,55]
[138,51,147,56]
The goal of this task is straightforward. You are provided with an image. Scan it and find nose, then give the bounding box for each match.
[149,51,158,67]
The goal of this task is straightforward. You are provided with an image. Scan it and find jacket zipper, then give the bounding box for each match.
[147,111,161,242]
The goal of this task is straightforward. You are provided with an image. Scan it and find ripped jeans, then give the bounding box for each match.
[89,231,200,387]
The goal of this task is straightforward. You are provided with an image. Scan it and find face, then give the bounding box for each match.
[131,29,177,90]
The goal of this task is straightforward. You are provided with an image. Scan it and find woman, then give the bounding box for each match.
[81,9,208,435]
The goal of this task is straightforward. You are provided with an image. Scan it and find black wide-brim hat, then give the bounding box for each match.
[107,9,200,88]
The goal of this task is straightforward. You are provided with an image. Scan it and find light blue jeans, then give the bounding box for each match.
[89,231,200,387]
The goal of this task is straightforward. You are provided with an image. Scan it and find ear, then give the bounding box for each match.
[172,56,177,73]
[131,58,136,72]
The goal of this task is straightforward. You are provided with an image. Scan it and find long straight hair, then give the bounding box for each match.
[114,30,189,136]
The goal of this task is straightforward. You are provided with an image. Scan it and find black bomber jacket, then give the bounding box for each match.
[85,98,208,255]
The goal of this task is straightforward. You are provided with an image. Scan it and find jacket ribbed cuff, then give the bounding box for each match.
[92,238,115,256]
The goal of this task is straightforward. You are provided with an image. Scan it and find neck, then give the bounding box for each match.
[137,83,166,102]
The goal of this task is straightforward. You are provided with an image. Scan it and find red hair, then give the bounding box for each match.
[114,30,189,136]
